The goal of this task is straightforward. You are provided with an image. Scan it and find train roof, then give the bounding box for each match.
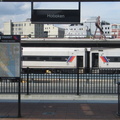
[23,47,87,51]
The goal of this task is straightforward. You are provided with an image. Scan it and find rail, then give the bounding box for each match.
[0,68,120,94]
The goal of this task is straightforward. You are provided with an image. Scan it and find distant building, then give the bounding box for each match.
[65,17,111,38]
[65,24,86,38]
[101,21,111,38]
[111,24,120,38]
[4,19,44,38]
[44,24,65,38]
[65,17,97,38]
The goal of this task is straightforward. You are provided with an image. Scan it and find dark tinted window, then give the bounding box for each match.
[22,56,69,62]
[107,57,120,62]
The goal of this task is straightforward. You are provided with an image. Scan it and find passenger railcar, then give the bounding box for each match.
[90,47,120,68]
[22,47,120,73]
[22,47,89,73]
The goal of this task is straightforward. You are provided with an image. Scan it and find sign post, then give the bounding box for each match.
[0,35,21,118]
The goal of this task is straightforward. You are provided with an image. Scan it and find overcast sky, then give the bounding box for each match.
[0,2,120,31]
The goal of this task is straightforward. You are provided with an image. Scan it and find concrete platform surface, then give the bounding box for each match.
[0,94,119,120]
[0,102,119,120]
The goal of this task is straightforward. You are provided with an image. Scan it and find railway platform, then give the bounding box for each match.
[0,102,119,120]
[0,94,119,120]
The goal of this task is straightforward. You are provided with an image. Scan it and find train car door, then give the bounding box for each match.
[92,53,99,68]
[86,51,90,68]
[77,56,83,68]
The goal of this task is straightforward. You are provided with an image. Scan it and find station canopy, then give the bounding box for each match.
[1,0,119,2]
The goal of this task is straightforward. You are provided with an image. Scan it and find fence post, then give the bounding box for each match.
[117,82,120,116]
[18,78,21,117]
[77,67,79,95]
[27,67,29,95]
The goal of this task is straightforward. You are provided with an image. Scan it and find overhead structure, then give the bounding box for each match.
[1,0,120,2]
[21,38,120,48]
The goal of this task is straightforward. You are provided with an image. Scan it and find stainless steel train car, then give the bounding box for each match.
[22,47,120,73]
[90,47,120,68]
[22,47,88,69]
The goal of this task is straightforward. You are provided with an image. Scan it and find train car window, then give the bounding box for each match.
[36,57,40,60]
[23,56,28,60]
[52,57,61,61]
[40,57,50,61]
[62,56,69,61]
[22,56,69,61]
[114,57,118,62]
[52,56,68,61]
[107,57,120,62]
[118,57,120,61]
[23,56,37,61]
